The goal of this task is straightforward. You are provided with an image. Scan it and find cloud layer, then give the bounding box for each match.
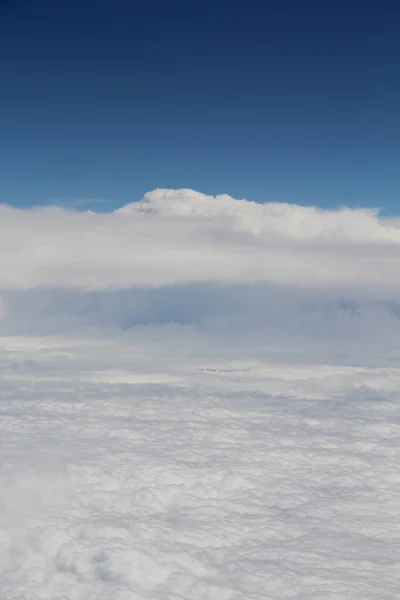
[2,188,400,293]
[2,192,400,599]
[1,334,400,599]
[3,188,400,341]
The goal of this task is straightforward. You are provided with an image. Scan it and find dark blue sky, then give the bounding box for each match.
[1,0,399,211]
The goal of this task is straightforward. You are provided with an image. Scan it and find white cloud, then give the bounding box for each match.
[1,333,400,599]
[2,188,400,344]
[1,188,400,293]
[1,190,400,598]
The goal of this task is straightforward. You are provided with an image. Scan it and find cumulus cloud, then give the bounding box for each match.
[1,188,400,293]
[2,188,400,343]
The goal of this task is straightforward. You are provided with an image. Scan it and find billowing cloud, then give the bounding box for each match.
[1,188,400,293]
[2,188,400,341]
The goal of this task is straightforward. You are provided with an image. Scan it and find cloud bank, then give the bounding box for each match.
[2,188,400,339]
[1,188,400,292]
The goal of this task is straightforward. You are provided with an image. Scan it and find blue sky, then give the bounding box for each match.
[1,0,399,212]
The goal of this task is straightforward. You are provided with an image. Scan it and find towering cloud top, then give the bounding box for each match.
[120,188,398,242]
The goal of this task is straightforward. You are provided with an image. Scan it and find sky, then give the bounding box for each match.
[2,5,400,596]
[1,0,399,211]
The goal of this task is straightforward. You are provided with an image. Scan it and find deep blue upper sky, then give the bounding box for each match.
[1,0,399,212]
